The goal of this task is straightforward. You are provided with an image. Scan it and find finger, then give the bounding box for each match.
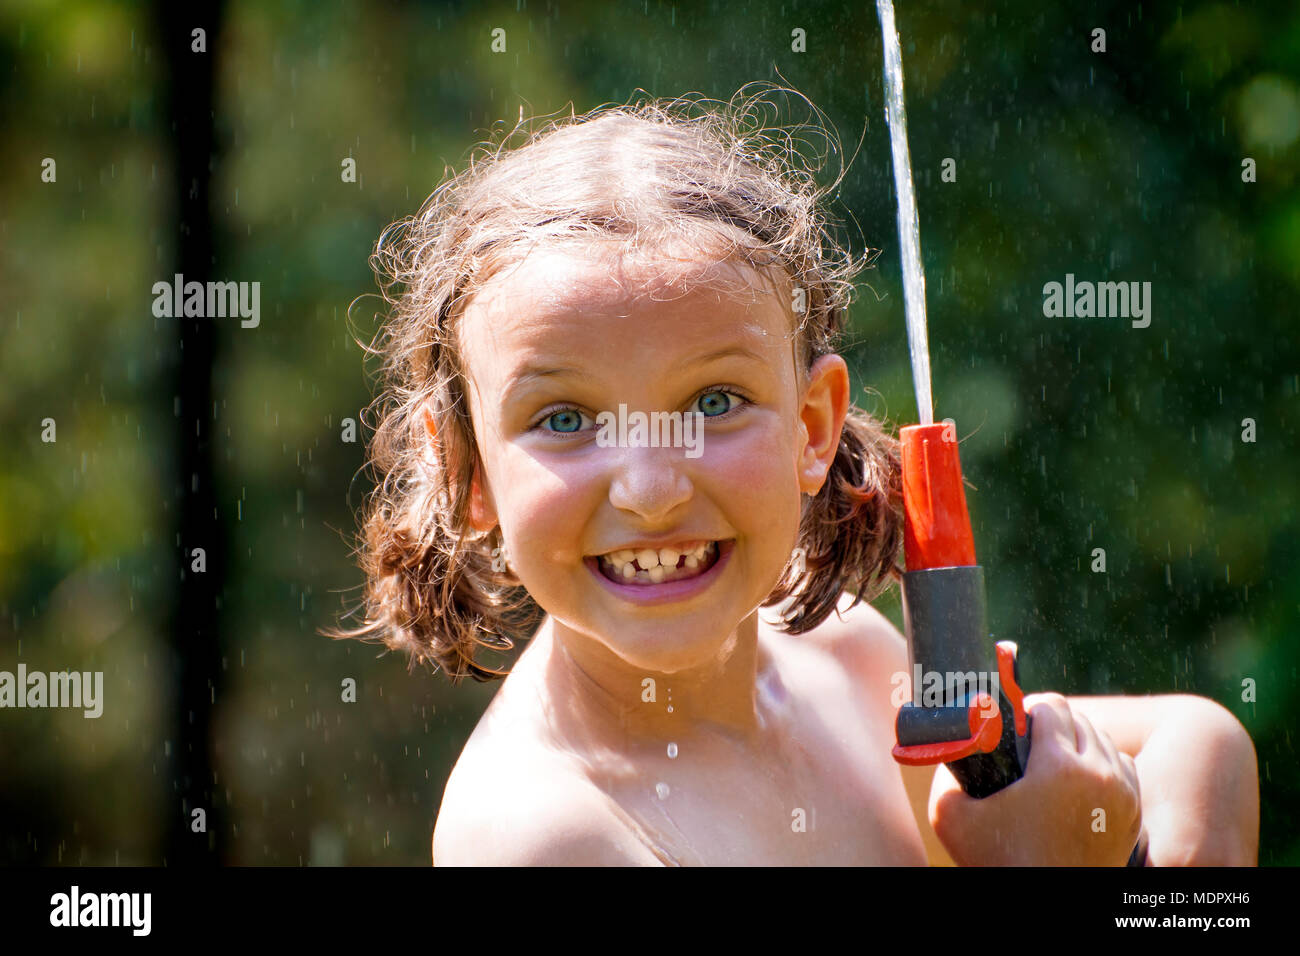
[1118,751,1141,797]
[1090,721,1124,772]
[929,762,986,839]
[1117,752,1144,845]
[929,762,962,815]
[1023,693,1077,756]
[1072,711,1104,759]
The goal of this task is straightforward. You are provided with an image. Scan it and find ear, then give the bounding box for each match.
[422,406,441,463]
[467,464,498,533]
[424,405,498,532]
[797,353,849,496]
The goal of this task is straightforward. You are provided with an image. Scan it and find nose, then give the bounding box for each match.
[607,445,695,523]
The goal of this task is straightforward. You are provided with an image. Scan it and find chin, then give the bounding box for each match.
[594,613,741,673]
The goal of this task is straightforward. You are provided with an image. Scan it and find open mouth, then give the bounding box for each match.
[593,541,722,586]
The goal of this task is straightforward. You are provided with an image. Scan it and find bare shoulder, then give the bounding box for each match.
[433,699,660,866]
[771,591,953,865]
[786,591,909,695]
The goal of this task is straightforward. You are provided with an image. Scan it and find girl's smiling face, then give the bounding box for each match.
[452,241,847,676]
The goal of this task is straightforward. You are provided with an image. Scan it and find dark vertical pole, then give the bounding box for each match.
[157,0,226,866]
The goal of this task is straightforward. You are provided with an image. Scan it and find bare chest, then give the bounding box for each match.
[594,653,924,865]
[466,617,927,865]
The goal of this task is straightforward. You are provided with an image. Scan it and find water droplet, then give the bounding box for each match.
[655,782,670,800]
[667,742,678,759]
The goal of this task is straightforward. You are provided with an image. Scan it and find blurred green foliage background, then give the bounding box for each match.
[1,0,1296,864]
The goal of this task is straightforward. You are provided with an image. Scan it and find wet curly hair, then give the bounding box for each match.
[323,83,904,683]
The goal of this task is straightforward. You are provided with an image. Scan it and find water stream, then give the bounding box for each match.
[876,0,934,425]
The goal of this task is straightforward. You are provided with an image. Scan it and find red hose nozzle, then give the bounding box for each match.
[901,422,976,570]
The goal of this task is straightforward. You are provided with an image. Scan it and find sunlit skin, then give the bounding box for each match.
[431,241,1259,865]
[448,240,845,759]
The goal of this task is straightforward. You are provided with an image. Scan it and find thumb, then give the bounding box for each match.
[930,761,989,829]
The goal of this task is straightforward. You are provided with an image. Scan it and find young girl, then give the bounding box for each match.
[330,88,1258,866]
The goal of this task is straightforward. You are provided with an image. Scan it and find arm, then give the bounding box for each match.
[1063,694,1259,866]
[924,691,1259,866]
[829,595,1258,865]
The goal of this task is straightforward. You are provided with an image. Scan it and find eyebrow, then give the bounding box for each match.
[501,345,766,404]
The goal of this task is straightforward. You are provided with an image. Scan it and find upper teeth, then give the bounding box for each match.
[602,542,715,573]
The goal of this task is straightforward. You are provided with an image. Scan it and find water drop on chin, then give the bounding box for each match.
[656,782,670,800]
[667,742,678,759]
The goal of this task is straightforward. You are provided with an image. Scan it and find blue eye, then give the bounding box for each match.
[544,409,585,433]
[696,390,741,417]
